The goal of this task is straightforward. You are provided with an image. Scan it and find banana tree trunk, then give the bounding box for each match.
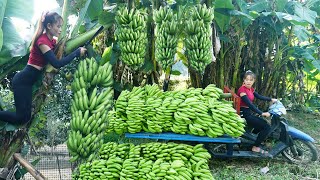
[218,43,225,88]
[231,40,243,88]
[128,0,135,10]
[189,69,202,88]
[147,0,160,85]
[0,129,26,168]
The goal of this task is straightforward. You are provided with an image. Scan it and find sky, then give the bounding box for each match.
[32,0,60,23]
[13,0,60,40]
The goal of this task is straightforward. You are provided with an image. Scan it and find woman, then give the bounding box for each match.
[0,12,87,124]
[237,70,277,154]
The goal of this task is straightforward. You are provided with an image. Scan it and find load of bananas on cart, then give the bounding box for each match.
[107,84,245,138]
[74,142,214,180]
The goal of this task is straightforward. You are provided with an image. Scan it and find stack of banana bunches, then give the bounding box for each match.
[67,57,114,162]
[74,142,214,180]
[108,84,245,137]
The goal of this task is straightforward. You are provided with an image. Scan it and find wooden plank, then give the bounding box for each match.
[13,153,46,180]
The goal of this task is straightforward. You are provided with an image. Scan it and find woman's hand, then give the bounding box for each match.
[262,112,271,117]
[271,98,277,103]
[79,47,87,57]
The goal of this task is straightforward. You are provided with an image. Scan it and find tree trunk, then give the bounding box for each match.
[189,69,202,88]
[148,1,160,85]
[0,71,58,169]
[0,129,26,168]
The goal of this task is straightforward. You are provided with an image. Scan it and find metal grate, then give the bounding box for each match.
[22,144,72,180]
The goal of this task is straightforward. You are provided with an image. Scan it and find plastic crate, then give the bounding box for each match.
[223,86,240,115]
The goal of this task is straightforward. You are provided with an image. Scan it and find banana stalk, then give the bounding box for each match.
[59,0,70,40]
[65,27,102,54]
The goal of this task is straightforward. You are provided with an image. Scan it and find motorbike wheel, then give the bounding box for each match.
[281,139,318,164]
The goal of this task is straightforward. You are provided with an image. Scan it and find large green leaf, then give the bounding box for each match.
[249,11,260,19]
[0,19,28,65]
[233,0,262,29]
[248,0,270,12]
[293,25,310,42]
[293,46,316,61]
[0,53,28,80]
[0,0,7,27]
[70,0,92,38]
[0,0,34,67]
[316,18,320,29]
[229,10,254,20]
[275,12,308,26]
[235,0,247,12]
[4,0,33,22]
[310,1,320,16]
[294,2,317,25]
[214,0,234,33]
[87,0,103,21]
[98,11,115,26]
[276,0,288,12]
[171,70,181,76]
[312,59,320,71]
[0,28,3,51]
[306,0,320,9]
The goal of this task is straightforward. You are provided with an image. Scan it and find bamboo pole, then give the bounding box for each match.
[13,153,46,180]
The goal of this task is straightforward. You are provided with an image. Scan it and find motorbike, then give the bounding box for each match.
[203,101,318,164]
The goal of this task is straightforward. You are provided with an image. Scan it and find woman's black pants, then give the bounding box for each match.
[241,107,271,147]
[0,65,41,124]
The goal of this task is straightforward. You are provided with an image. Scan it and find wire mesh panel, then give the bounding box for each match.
[22,144,72,180]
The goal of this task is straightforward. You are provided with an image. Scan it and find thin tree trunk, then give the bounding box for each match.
[59,0,70,40]
[231,38,243,88]
[218,43,225,88]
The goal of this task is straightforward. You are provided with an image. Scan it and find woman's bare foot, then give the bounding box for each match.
[252,146,268,154]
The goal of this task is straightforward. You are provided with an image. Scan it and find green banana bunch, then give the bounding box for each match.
[192,4,214,23]
[76,157,123,179]
[153,6,174,23]
[115,7,148,70]
[71,58,113,91]
[75,142,214,180]
[184,4,214,73]
[67,57,114,162]
[154,7,179,71]
[107,84,245,138]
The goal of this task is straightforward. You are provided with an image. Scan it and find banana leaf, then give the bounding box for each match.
[0,0,34,68]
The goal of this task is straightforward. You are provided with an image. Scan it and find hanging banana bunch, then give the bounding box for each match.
[115,7,148,70]
[184,4,214,74]
[153,6,179,71]
[67,58,114,162]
